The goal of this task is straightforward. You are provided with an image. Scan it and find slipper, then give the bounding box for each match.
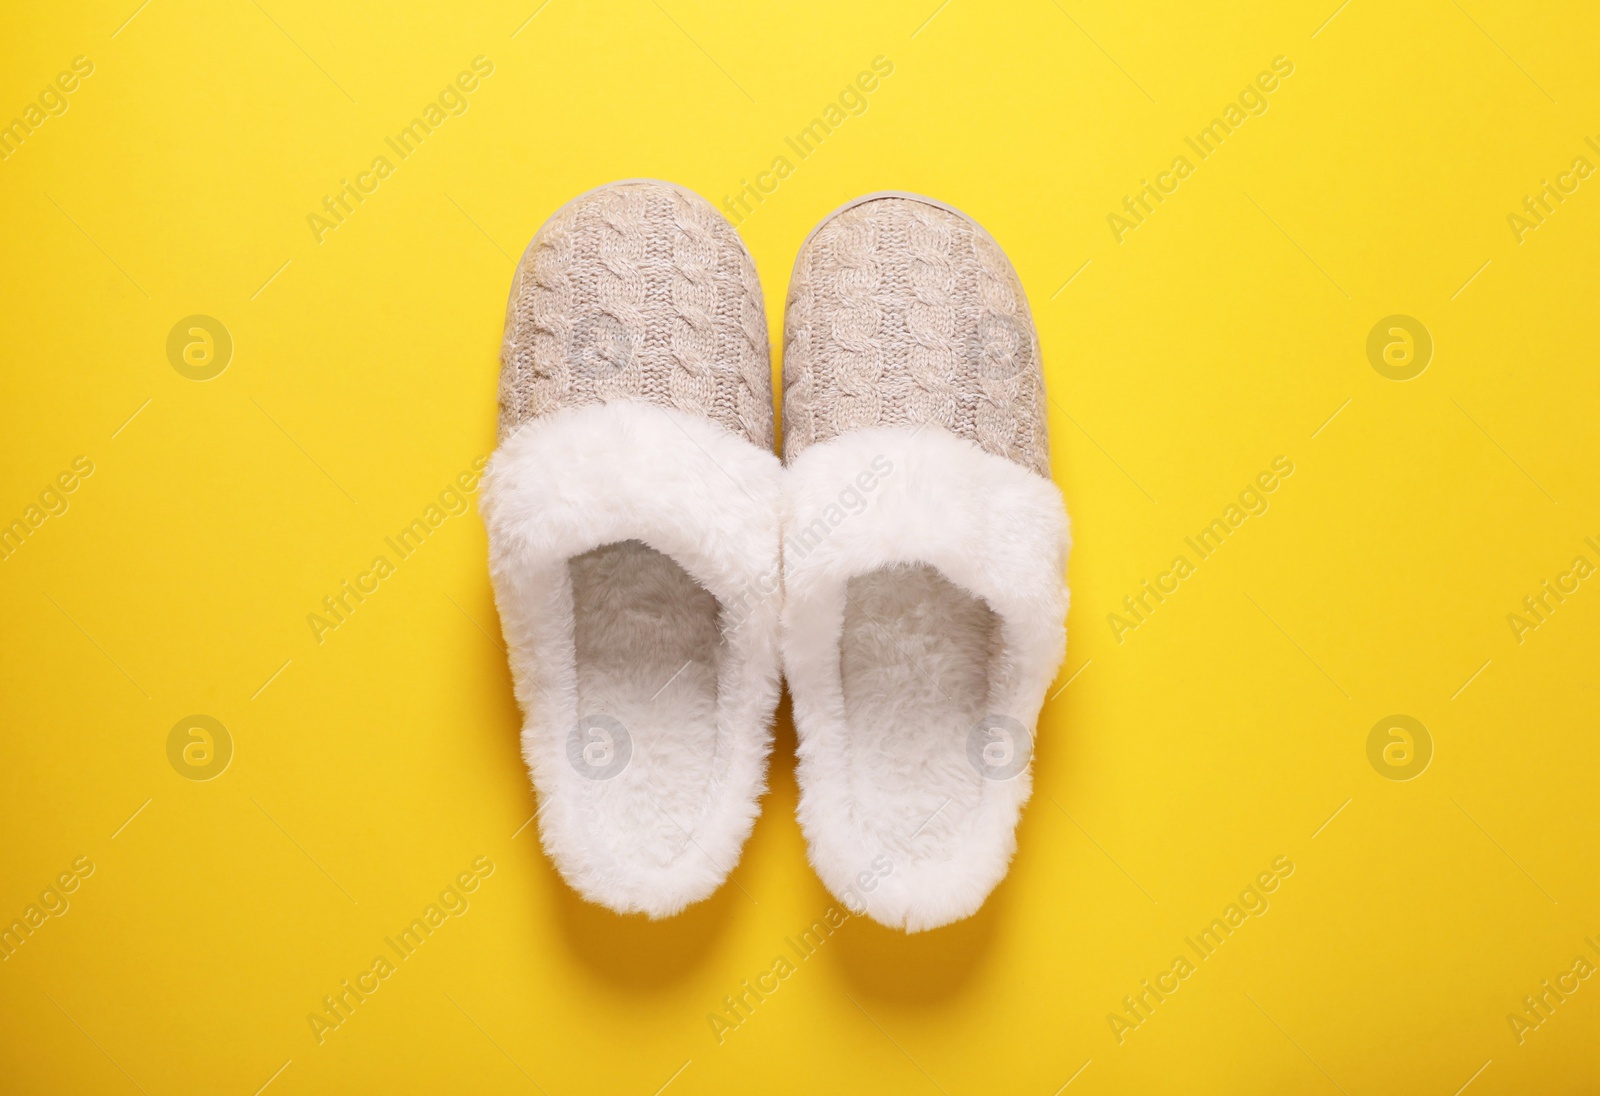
[781,193,1070,932]
[482,180,783,918]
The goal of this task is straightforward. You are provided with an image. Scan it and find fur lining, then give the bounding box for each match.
[782,425,1069,932]
[482,400,783,917]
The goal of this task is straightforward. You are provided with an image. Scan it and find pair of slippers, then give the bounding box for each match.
[482,181,1069,932]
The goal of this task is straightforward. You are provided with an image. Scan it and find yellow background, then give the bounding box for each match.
[3,0,1597,1092]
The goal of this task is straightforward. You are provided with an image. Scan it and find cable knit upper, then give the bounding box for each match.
[498,180,773,449]
[782,195,1050,477]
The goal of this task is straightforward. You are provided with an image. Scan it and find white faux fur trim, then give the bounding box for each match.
[482,400,783,917]
[783,425,1069,932]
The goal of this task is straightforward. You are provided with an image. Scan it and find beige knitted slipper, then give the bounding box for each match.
[481,180,782,918]
[781,193,1070,932]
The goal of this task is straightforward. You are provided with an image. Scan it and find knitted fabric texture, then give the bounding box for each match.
[499,181,774,450]
[782,196,1050,476]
